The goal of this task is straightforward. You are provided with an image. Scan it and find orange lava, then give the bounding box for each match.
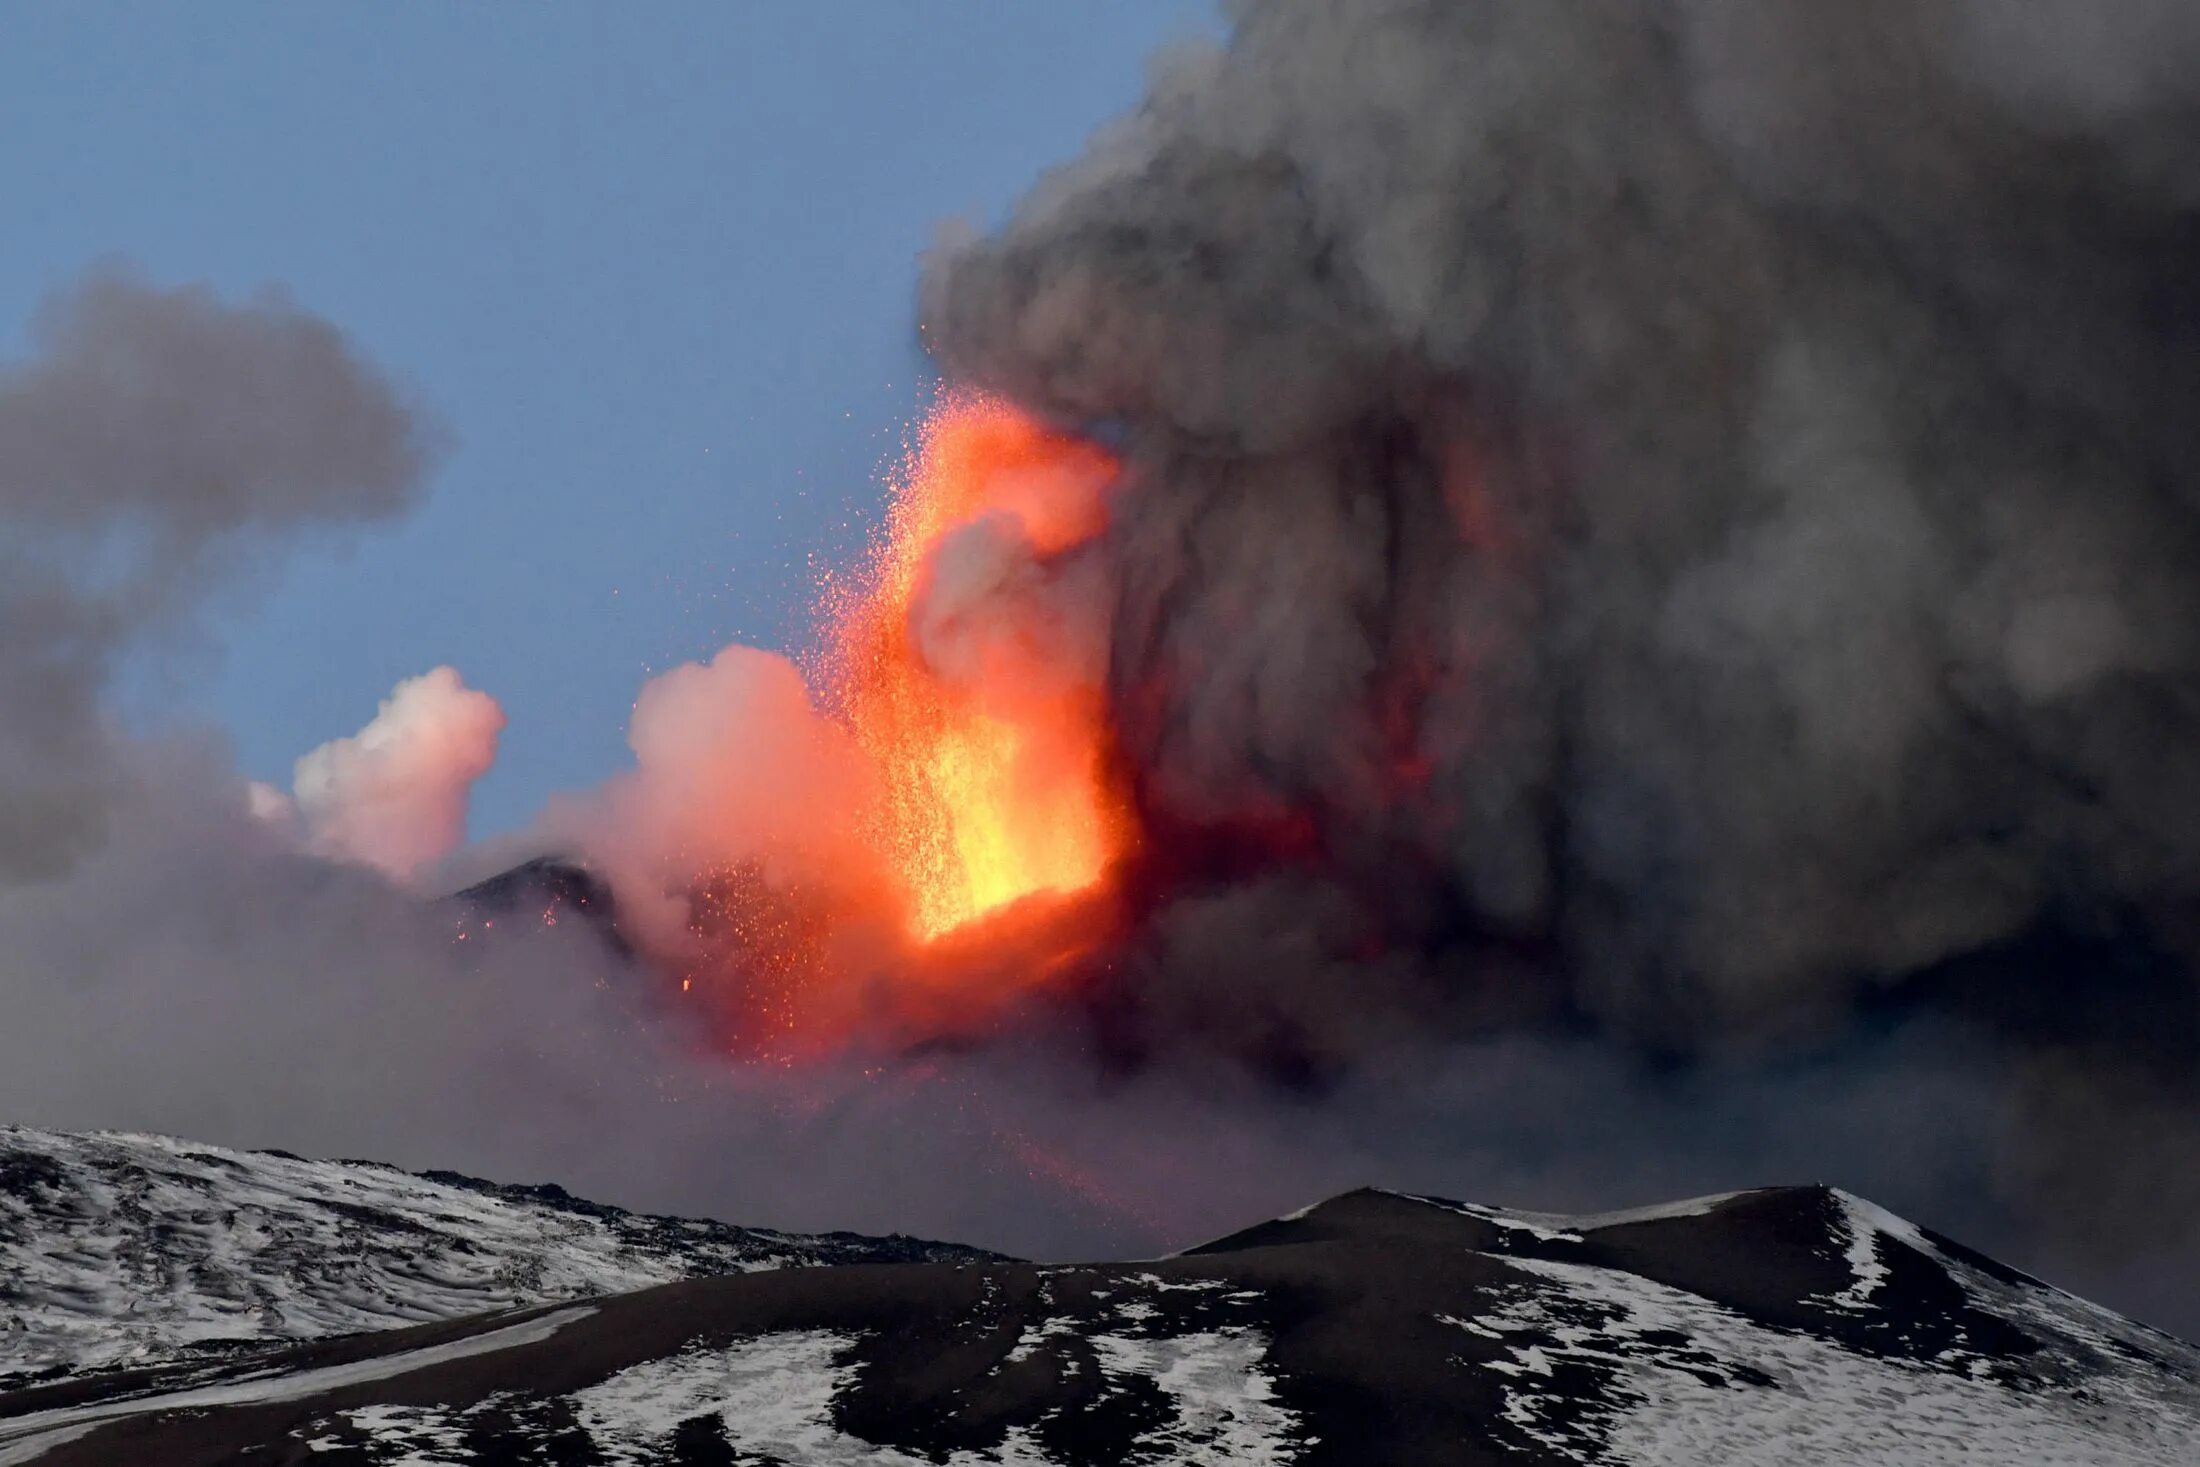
[822,393,1130,942]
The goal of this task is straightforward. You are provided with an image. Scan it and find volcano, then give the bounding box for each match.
[3,1134,2195,1465]
[448,855,629,958]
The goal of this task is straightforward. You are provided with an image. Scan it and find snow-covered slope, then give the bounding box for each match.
[1437,1189,2200,1463]
[5,1180,2196,1464]
[0,1126,992,1387]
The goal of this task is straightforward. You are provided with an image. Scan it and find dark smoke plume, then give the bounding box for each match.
[923,0,2200,1302]
[924,0,2200,1041]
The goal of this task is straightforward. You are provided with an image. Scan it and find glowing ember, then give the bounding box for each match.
[823,393,1129,941]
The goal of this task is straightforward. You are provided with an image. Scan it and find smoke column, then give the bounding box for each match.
[911,0,2200,1305]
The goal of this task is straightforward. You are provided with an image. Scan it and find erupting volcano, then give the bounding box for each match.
[633,394,1145,1057]
[822,394,1130,943]
[16,0,2200,1379]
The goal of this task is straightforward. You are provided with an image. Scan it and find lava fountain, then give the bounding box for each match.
[820,392,1132,945]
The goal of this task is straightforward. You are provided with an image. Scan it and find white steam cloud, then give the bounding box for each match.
[280,667,507,883]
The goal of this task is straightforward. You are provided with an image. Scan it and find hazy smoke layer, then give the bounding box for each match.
[287,666,507,882]
[0,271,436,882]
[921,0,2200,1308]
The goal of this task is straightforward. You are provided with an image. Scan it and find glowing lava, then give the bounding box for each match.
[823,393,1129,941]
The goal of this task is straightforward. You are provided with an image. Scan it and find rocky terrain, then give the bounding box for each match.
[3,1164,2194,1464]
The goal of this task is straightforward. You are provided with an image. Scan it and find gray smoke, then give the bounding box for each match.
[922,0,2200,1315]
[924,0,2200,1035]
[0,270,436,881]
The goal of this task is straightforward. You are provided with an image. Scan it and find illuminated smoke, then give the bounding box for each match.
[544,641,887,962]
[544,396,1134,1051]
[288,667,506,884]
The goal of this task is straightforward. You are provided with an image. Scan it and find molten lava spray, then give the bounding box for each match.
[577,394,1133,1057]
[823,393,1128,942]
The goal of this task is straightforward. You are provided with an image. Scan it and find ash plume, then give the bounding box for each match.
[920,0,2200,1304]
[924,0,2200,1038]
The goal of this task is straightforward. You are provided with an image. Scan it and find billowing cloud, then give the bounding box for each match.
[290,667,506,883]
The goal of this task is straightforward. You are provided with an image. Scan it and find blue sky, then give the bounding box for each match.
[0,3,1215,835]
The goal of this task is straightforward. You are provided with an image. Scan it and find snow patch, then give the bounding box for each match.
[313,1403,470,1463]
[1473,1256,2200,1465]
[566,1324,1302,1466]
[1821,1190,1907,1312]
[1003,1313,1079,1365]
[1398,1188,1745,1242]
[1086,1329,1301,1464]
[573,1331,1062,1465]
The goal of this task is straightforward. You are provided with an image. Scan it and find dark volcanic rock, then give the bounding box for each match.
[447,855,630,958]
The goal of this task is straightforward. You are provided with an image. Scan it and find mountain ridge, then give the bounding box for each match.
[3,1144,2194,1464]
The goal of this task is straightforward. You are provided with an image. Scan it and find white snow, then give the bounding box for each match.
[1401,1188,1746,1242]
[0,1125,927,1381]
[565,1324,1302,1466]
[1463,1254,2200,1465]
[1820,1189,1912,1312]
[1002,1311,1079,1365]
[1117,1271,1236,1294]
[0,1305,593,1465]
[1088,1328,1301,1464]
[309,1403,470,1463]
[574,1331,1049,1465]
[571,1332,853,1465]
